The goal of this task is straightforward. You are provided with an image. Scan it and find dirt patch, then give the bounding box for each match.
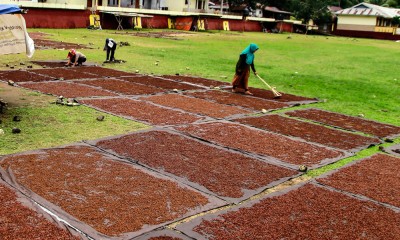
[115,31,194,40]
[0,82,54,108]
[32,39,89,50]
[123,76,205,91]
[19,81,118,98]
[81,97,204,126]
[94,130,297,201]
[0,180,80,240]
[286,108,400,139]
[141,94,252,118]
[162,75,231,88]
[234,114,381,151]
[73,79,164,96]
[176,183,400,239]
[0,145,220,238]
[31,61,69,68]
[175,122,345,167]
[184,90,290,111]
[317,153,400,208]
[30,32,92,50]
[29,32,51,39]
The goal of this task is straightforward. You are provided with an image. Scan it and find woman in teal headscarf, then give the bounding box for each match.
[232,43,259,95]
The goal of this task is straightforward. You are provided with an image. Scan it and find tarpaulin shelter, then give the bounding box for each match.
[0,4,35,57]
[0,4,23,14]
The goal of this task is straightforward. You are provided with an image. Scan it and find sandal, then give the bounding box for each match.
[244,90,253,95]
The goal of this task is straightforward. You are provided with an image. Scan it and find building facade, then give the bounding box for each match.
[334,2,400,40]
[2,0,272,31]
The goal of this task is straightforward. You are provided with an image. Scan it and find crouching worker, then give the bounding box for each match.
[104,38,117,62]
[65,49,86,67]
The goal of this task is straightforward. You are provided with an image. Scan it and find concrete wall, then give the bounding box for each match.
[0,0,88,10]
[166,0,208,12]
[337,15,377,31]
[24,8,90,28]
[337,24,375,31]
[166,0,186,11]
[334,29,400,40]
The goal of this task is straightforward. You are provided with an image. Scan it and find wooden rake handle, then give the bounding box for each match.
[255,74,282,98]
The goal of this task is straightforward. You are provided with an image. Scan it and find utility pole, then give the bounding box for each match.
[220,0,223,14]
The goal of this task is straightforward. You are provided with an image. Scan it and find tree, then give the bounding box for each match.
[384,0,400,7]
[289,0,341,24]
[337,0,363,8]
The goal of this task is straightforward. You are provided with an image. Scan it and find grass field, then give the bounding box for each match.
[1,28,399,174]
[4,28,399,125]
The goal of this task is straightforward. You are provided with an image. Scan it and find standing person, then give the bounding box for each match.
[232,43,259,95]
[104,38,117,62]
[65,49,86,67]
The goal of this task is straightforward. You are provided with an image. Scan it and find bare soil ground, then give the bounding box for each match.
[0,81,54,108]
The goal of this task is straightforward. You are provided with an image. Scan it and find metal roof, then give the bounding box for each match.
[99,11,153,18]
[264,6,292,15]
[336,2,400,18]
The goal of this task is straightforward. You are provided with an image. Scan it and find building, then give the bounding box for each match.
[334,2,400,40]
[1,0,292,32]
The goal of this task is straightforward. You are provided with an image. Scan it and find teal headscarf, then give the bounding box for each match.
[241,43,259,65]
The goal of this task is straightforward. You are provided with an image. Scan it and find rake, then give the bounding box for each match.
[256,74,282,98]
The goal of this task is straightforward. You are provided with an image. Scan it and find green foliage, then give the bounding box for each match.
[393,16,400,25]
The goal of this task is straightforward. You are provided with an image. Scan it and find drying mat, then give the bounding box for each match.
[81,97,206,126]
[19,81,119,98]
[175,121,350,169]
[72,66,139,78]
[0,69,54,82]
[0,144,225,239]
[132,228,192,240]
[316,153,400,208]
[244,87,319,104]
[90,128,298,203]
[234,114,381,152]
[122,76,205,91]
[383,143,400,157]
[175,182,400,239]
[0,178,85,240]
[27,67,100,80]
[286,108,400,139]
[73,78,164,96]
[31,60,97,68]
[140,94,253,119]
[184,90,290,112]
[162,75,231,88]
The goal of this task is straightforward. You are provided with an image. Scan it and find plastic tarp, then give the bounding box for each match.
[0,4,22,15]
[0,4,34,57]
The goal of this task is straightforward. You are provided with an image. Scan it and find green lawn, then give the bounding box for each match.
[0,104,149,155]
[10,28,398,125]
[1,29,399,175]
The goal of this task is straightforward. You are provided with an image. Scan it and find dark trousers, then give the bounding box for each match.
[106,47,116,61]
[71,56,86,65]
